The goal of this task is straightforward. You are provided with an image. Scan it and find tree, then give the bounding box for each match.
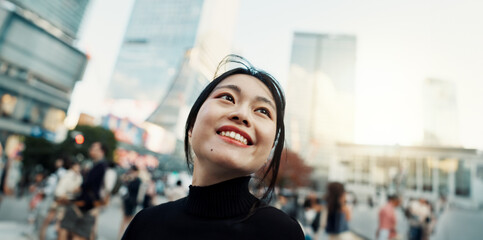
[258,148,313,188]
[59,125,117,162]
[22,136,55,172]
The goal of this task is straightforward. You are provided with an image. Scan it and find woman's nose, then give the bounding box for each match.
[229,110,250,127]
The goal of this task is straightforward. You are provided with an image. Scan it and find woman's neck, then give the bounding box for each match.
[191,161,249,186]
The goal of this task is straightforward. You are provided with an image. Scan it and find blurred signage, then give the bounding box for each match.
[101,114,146,146]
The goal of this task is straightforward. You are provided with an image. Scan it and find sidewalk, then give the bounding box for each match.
[350,203,483,240]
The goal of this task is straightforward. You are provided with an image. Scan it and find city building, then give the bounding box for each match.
[285,32,357,186]
[338,143,483,209]
[423,78,460,147]
[0,0,89,153]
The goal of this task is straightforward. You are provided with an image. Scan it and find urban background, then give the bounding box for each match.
[0,0,482,239]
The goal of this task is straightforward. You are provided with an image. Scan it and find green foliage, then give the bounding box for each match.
[59,125,117,162]
[22,136,55,173]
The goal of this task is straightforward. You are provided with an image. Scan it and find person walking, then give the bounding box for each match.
[59,141,108,240]
[325,182,352,240]
[54,160,83,240]
[38,156,68,240]
[121,55,304,239]
[118,165,142,238]
[377,194,401,240]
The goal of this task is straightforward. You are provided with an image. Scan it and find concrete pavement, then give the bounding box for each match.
[0,194,127,240]
[350,203,483,240]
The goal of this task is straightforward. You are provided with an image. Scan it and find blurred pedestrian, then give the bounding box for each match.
[302,192,324,240]
[101,161,118,205]
[164,179,187,201]
[325,182,352,240]
[121,55,304,239]
[142,175,156,209]
[55,160,83,240]
[118,165,142,238]
[38,156,69,240]
[376,194,401,240]
[406,198,431,240]
[25,171,46,237]
[59,141,108,240]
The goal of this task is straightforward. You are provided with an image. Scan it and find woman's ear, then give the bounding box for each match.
[188,129,192,138]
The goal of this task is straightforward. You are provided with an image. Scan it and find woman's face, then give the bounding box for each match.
[190,74,277,178]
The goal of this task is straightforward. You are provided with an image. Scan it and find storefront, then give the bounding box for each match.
[336,143,483,209]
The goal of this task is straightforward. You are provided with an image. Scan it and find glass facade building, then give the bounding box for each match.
[337,143,483,209]
[0,1,88,144]
[423,78,460,147]
[107,0,205,103]
[7,0,89,40]
[286,32,356,169]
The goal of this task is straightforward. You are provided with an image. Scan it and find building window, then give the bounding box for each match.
[423,157,433,191]
[43,108,66,132]
[406,158,417,190]
[1,93,17,117]
[454,159,471,197]
[438,158,455,196]
[361,156,370,184]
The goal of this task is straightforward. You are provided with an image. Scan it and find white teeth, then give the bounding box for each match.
[219,131,248,145]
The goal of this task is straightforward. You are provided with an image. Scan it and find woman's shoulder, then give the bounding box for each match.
[254,205,299,223]
[250,205,304,238]
[132,198,187,222]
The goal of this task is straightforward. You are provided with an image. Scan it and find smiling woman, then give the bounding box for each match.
[121,55,304,240]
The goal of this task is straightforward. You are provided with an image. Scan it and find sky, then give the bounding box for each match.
[69,0,483,150]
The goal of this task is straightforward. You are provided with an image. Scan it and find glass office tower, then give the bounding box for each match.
[0,0,89,144]
[286,32,357,162]
[107,0,205,103]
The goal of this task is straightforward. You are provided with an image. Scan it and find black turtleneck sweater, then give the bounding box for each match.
[121,176,304,240]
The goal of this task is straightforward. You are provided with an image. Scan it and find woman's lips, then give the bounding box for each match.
[216,125,253,146]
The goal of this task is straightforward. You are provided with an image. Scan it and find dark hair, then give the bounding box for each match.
[92,141,108,156]
[387,194,399,201]
[130,165,139,172]
[325,182,345,214]
[57,154,72,169]
[184,54,286,202]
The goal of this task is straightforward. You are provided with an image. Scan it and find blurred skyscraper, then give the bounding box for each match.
[107,0,238,136]
[6,0,89,41]
[423,78,460,147]
[286,32,356,184]
[0,0,89,145]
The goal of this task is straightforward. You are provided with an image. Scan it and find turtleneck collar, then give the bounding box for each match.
[185,176,259,219]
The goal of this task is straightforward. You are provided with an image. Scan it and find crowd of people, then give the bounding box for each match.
[273,182,447,240]
[0,140,187,240]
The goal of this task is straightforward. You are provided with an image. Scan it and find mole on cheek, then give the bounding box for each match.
[210,149,213,152]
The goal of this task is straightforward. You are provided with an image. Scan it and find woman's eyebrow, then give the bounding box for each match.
[256,96,276,111]
[214,84,240,93]
[214,84,276,110]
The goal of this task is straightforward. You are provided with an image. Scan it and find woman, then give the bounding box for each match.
[122,55,304,239]
[118,165,142,238]
[56,161,83,240]
[325,182,352,240]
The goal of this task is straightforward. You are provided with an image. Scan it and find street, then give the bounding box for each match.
[0,194,129,240]
[350,204,483,240]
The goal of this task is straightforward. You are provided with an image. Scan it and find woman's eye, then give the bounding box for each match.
[219,94,234,103]
[256,108,271,118]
